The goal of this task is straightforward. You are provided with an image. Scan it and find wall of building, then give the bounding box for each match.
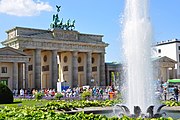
[78,53,86,86]
[155,43,177,63]
[0,62,13,89]
[41,51,51,89]
[154,41,180,78]
[25,50,34,88]
[60,52,72,87]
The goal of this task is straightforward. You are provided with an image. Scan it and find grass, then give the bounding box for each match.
[0,99,49,107]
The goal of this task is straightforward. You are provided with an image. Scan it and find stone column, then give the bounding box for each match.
[72,51,78,87]
[86,52,92,86]
[33,49,41,89]
[172,67,175,79]
[100,52,106,86]
[106,68,110,86]
[166,67,169,81]
[13,62,18,89]
[18,63,23,89]
[58,52,63,82]
[51,50,58,89]
[25,62,28,89]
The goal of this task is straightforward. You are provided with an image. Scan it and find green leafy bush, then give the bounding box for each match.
[81,91,91,100]
[0,106,173,120]
[34,92,44,100]
[54,93,63,100]
[164,100,180,107]
[0,83,13,104]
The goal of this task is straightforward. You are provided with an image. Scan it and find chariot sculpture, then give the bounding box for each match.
[50,5,75,30]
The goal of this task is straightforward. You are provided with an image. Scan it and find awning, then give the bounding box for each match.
[167,79,180,83]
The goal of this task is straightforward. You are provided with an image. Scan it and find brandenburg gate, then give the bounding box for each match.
[2,27,108,89]
[2,6,108,89]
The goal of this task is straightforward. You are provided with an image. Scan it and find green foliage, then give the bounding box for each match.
[0,99,173,120]
[111,72,115,82]
[81,90,91,100]
[0,83,13,104]
[34,92,44,100]
[116,72,119,77]
[0,106,173,120]
[44,99,121,111]
[164,100,180,107]
[54,93,63,100]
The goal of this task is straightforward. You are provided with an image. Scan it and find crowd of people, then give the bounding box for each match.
[13,88,58,97]
[12,86,115,99]
[162,85,180,102]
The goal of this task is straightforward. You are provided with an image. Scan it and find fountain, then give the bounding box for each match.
[114,0,166,118]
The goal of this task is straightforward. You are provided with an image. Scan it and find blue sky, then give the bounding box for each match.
[0,0,180,62]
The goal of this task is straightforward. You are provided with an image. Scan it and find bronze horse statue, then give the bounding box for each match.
[69,20,75,30]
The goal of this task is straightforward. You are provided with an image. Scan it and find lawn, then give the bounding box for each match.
[0,99,49,107]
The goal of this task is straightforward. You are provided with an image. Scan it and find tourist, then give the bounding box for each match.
[52,89,55,96]
[163,87,167,101]
[44,89,48,96]
[24,89,27,96]
[12,89,16,96]
[15,89,18,96]
[49,89,53,96]
[100,88,103,98]
[20,89,24,96]
[174,86,179,102]
[27,88,31,96]
[32,89,36,97]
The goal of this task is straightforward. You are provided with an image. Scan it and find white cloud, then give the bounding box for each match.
[0,0,52,16]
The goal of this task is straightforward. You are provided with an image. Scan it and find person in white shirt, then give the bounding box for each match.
[20,89,24,96]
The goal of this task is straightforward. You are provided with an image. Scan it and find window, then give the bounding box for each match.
[64,56,68,63]
[92,57,95,64]
[179,54,180,62]
[1,67,7,73]
[28,65,33,71]
[63,66,68,71]
[78,57,81,63]
[43,55,47,62]
[158,49,161,53]
[92,67,97,72]
[178,46,180,50]
[78,66,84,72]
[42,65,49,71]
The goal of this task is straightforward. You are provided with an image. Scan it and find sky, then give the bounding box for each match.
[0,0,180,62]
